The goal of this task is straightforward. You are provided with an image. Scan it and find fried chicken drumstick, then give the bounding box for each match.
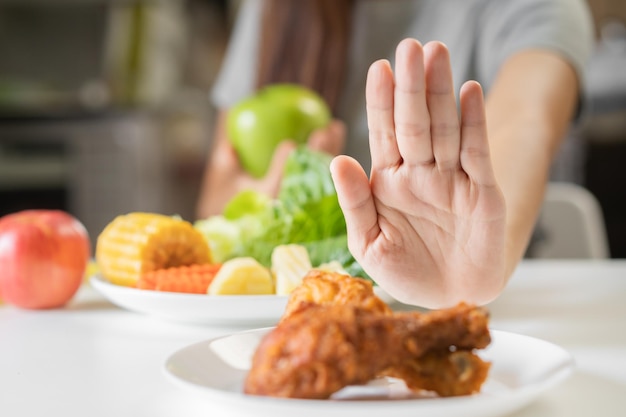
[244,301,491,399]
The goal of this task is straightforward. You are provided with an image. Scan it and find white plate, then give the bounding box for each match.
[89,274,395,327]
[163,329,574,417]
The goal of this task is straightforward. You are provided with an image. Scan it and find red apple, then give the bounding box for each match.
[0,210,90,309]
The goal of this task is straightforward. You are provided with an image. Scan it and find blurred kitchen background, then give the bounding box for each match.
[0,0,625,256]
[0,0,233,248]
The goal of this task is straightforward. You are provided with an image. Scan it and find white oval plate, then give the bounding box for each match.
[163,329,574,417]
[89,274,395,327]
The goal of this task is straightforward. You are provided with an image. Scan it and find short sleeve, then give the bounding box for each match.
[210,0,263,109]
[475,0,594,92]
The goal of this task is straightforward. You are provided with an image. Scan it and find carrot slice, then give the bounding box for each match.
[137,264,222,294]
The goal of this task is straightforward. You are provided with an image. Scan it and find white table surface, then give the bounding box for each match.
[1,259,625,416]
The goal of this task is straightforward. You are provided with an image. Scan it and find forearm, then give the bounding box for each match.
[196,112,239,219]
[487,117,557,278]
[196,152,237,218]
[485,50,580,279]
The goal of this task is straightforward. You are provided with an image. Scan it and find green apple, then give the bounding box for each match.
[226,83,331,178]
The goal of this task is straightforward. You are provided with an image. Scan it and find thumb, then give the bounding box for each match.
[308,119,346,156]
[263,140,297,195]
[330,155,379,255]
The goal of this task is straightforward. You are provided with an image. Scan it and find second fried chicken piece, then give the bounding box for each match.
[282,270,391,321]
[244,302,490,399]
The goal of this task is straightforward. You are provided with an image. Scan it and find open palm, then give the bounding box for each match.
[331,39,506,308]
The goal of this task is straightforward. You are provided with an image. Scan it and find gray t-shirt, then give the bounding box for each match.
[212,0,594,173]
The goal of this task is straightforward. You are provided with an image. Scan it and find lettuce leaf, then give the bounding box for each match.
[302,235,370,280]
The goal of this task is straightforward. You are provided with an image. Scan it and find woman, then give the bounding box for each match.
[197,0,594,307]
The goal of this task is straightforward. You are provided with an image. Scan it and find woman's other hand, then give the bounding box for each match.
[197,114,346,219]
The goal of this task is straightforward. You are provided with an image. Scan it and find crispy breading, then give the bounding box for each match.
[282,269,392,321]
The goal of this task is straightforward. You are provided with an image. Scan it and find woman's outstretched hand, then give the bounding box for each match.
[330,39,507,308]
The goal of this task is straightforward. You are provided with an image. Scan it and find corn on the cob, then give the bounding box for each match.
[96,212,212,287]
[137,263,221,294]
[208,257,273,295]
[271,244,312,295]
